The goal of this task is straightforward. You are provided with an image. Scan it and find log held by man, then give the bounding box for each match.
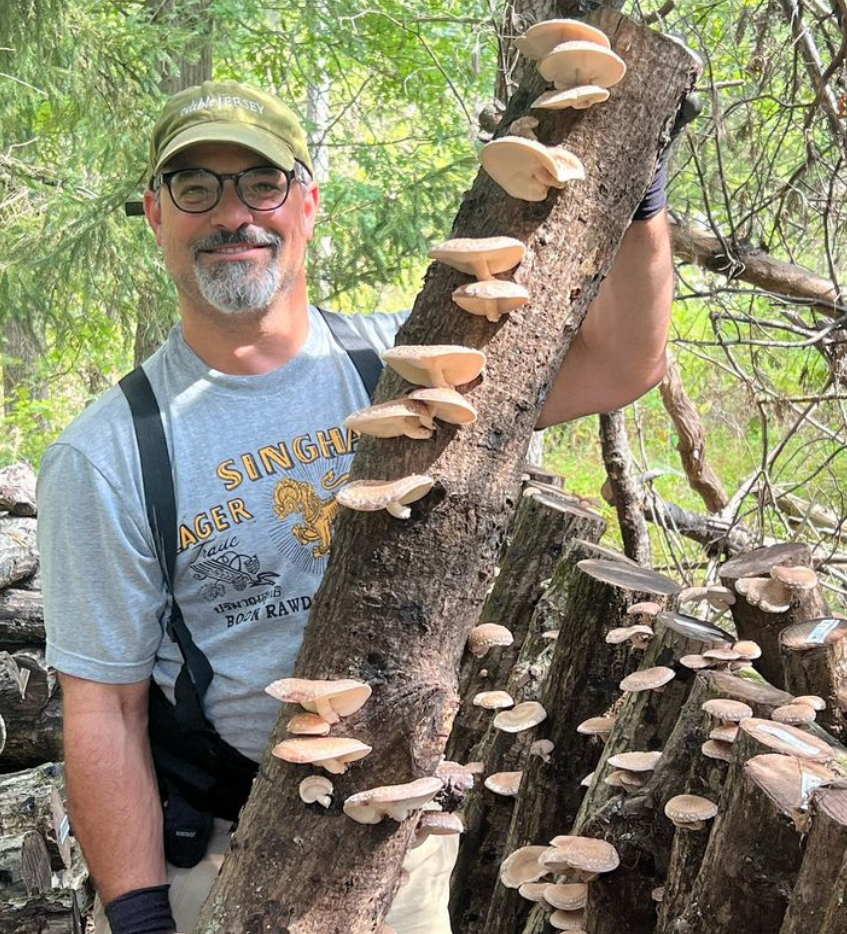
[194,12,700,933]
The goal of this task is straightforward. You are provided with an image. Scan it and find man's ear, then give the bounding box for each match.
[300,181,320,241]
[143,189,164,246]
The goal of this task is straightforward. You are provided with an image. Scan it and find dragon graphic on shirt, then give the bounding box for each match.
[272,469,348,559]
[191,549,279,591]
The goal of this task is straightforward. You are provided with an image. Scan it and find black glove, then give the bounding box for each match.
[633,91,703,221]
[105,884,176,934]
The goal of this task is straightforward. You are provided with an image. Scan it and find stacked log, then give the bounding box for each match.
[0,462,88,931]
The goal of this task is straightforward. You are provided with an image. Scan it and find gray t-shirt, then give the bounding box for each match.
[39,305,406,761]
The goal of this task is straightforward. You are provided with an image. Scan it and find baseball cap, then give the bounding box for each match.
[148,79,313,181]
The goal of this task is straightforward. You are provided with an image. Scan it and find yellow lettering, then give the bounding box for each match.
[228,499,252,523]
[217,460,243,491]
[210,505,230,532]
[241,453,260,481]
[179,526,198,550]
[194,513,213,541]
[293,434,318,464]
[316,427,348,459]
[258,442,294,474]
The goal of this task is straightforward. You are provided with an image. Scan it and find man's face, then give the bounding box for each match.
[143,142,319,317]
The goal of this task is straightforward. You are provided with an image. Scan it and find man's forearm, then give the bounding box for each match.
[62,680,166,904]
[536,212,674,428]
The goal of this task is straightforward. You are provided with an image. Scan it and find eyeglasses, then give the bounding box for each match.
[154,165,295,213]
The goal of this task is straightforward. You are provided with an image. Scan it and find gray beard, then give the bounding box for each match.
[191,228,284,315]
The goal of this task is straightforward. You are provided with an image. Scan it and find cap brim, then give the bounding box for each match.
[152,121,297,175]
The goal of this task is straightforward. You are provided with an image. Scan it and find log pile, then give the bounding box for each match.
[0,461,89,932]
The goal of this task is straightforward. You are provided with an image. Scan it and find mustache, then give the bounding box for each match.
[192,228,282,254]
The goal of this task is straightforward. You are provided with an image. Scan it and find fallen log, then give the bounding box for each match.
[0,463,37,518]
[0,518,38,590]
[0,830,52,896]
[0,589,45,647]
[0,763,71,870]
[720,543,829,688]
[780,618,847,740]
[0,648,63,769]
[194,12,701,933]
[448,488,605,764]
[0,890,83,934]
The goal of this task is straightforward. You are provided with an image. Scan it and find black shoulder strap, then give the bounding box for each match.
[119,367,213,727]
[316,306,383,401]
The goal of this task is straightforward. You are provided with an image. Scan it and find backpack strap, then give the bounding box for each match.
[316,306,383,401]
[119,367,212,731]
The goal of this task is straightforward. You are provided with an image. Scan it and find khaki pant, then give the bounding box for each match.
[92,820,458,934]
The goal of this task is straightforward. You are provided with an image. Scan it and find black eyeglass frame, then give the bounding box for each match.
[153,165,296,214]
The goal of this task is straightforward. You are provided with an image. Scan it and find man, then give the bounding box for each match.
[38,79,675,934]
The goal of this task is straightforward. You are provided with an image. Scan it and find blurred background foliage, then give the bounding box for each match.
[2,0,847,582]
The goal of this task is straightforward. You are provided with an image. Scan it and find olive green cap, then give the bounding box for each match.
[149,79,313,181]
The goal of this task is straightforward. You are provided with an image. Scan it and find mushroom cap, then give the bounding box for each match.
[739,718,834,760]
[576,716,616,736]
[549,908,588,931]
[605,769,644,791]
[473,689,515,709]
[701,739,734,762]
[541,836,620,874]
[272,736,373,773]
[407,387,478,426]
[452,280,531,321]
[709,724,740,744]
[484,770,523,796]
[664,794,718,826]
[493,700,547,733]
[434,760,478,794]
[500,845,551,888]
[677,586,711,605]
[415,810,464,839]
[702,648,742,662]
[428,236,525,278]
[607,750,662,772]
[793,694,826,711]
[335,476,434,519]
[732,640,763,659]
[382,345,486,389]
[735,576,792,613]
[298,775,334,807]
[287,712,332,736]
[580,771,595,787]
[343,399,433,439]
[543,882,588,911]
[702,698,754,723]
[530,739,555,761]
[539,41,627,89]
[266,677,372,724]
[706,584,736,607]
[481,137,585,201]
[772,703,817,725]
[627,601,663,617]
[468,623,514,657]
[532,86,610,110]
[620,666,676,692]
[770,565,818,590]
[515,18,611,60]
[343,777,443,824]
[679,654,716,670]
[781,617,847,650]
[518,881,551,903]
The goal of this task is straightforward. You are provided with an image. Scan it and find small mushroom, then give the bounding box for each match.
[538,40,627,90]
[732,640,762,660]
[272,736,372,774]
[343,399,433,439]
[793,695,826,711]
[530,739,555,762]
[407,387,478,428]
[664,794,718,830]
[701,698,753,727]
[620,667,676,694]
[518,881,551,903]
[481,137,585,201]
[500,845,551,888]
[515,18,611,60]
[343,777,443,824]
[411,810,464,847]
[428,236,525,280]
[709,723,740,744]
[335,475,434,520]
[532,85,610,110]
[607,750,662,773]
[543,882,588,911]
[287,712,332,736]
[493,701,547,733]
[677,586,711,606]
[549,908,587,931]
[772,703,817,726]
[468,623,514,658]
[266,677,372,725]
[576,716,616,743]
[679,654,716,671]
[434,760,478,794]
[770,565,819,591]
[452,280,530,322]
[604,769,645,793]
[701,739,734,762]
[606,625,653,649]
[484,771,523,797]
[382,345,486,389]
[473,689,515,710]
[299,775,334,807]
[540,836,620,883]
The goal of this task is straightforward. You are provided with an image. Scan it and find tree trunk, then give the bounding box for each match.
[194,13,700,932]
[0,830,52,896]
[1,318,45,419]
[0,890,82,934]
[0,518,38,590]
[0,763,71,870]
[448,488,606,763]
[0,589,44,647]
[719,542,830,688]
[599,410,651,564]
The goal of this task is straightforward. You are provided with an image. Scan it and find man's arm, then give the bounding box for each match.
[536,211,673,429]
[60,674,167,903]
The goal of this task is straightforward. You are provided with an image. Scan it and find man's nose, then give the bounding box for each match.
[209,179,255,228]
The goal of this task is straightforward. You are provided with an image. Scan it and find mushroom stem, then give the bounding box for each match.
[471,259,495,279]
[387,503,412,519]
[313,697,341,725]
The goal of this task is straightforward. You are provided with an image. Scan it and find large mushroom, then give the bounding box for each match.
[538,40,627,90]
[265,677,372,725]
[407,388,478,428]
[343,399,433,439]
[382,345,486,389]
[343,777,443,824]
[335,475,435,520]
[515,18,611,60]
[481,137,585,201]
[428,236,525,280]
[272,736,372,774]
[452,280,530,322]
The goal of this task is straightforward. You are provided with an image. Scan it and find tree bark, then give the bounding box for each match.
[0,648,63,770]
[719,542,830,688]
[448,488,606,763]
[659,354,728,513]
[194,13,700,933]
[0,518,38,590]
[0,830,52,896]
[0,589,44,647]
[780,618,847,740]
[599,410,651,565]
[0,890,82,934]
[0,463,37,517]
[0,762,71,870]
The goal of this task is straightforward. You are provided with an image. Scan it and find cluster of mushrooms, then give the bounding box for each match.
[335,17,625,522]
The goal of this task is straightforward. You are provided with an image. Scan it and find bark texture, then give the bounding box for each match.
[0,830,52,896]
[0,589,44,646]
[599,410,650,565]
[0,890,82,934]
[0,763,71,870]
[0,463,37,517]
[0,648,63,770]
[0,518,38,590]
[194,13,700,933]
